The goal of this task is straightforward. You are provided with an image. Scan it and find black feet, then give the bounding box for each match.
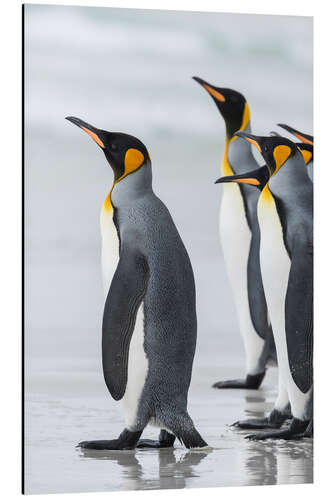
[233,409,290,430]
[233,417,276,430]
[78,428,142,450]
[245,418,310,441]
[177,428,208,449]
[213,371,266,390]
[302,419,313,438]
[137,430,176,449]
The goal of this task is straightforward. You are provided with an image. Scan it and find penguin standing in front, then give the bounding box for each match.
[193,77,276,389]
[66,116,207,450]
[216,133,313,440]
[278,124,314,181]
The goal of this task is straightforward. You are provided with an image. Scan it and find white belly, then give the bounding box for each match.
[100,199,148,428]
[100,207,119,298]
[121,304,148,429]
[258,192,311,419]
[220,184,264,374]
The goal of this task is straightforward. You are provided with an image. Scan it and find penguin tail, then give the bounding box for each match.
[178,429,208,449]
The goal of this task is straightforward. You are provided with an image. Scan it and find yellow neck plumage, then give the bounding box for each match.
[298,148,313,165]
[260,145,292,204]
[103,190,113,214]
[222,102,251,176]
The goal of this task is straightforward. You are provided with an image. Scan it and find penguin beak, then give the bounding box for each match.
[65,116,106,149]
[277,124,314,146]
[192,76,226,102]
[215,165,270,190]
[234,131,262,152]
[215,174,261,187]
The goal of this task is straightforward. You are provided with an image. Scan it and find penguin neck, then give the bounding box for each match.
[222,121,254,176]
[263,152,312,209]
[110,161,153,208]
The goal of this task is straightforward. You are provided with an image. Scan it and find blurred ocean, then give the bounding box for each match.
[24,4,313,494]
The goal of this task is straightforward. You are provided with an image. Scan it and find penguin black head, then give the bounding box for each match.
[277,123,313,146]
[65,116,150,182]
[271,130,313,165]
[235,132,299,176]
[215,133,299,189]
[192,77,249,139]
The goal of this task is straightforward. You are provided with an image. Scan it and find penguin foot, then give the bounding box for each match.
[213,371,266,390]
[137,430,176,449]
[136,439,167,448]
[233,417,279,430]
[78,440,129,450]
[245,418,309,441]
[232,409,290,429]
[77,429,142,450]
[295,419,313,439]
[303,419,313,438]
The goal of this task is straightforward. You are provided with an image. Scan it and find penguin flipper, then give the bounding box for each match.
[102,247,149,401]
[285,241,313,394]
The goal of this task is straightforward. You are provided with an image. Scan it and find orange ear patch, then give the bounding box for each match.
[203,84,226,102]
[240,102,250,131]
[81,126,105,148]
[124,148,145,175]
[273,145,291,170]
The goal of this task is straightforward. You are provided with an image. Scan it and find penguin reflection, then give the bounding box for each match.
[244,441,313,486]
[79,447,211,490]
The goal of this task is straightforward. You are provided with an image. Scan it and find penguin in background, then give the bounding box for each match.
[230,134,313,432]
[271,130,314,181]
[193,77,276,389]
[277,123,313,145]
[277,124,314,181]
[216,133,313,440]
[66,116,207,450]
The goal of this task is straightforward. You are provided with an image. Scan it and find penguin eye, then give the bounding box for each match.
[110,143,117,151]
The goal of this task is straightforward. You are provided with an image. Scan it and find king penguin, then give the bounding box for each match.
[193,77,276,389]
[216,133,313,440]
[271,130,314,182]
[66,116,207,450]
[278,124,314,181]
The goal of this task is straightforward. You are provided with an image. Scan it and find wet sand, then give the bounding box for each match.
[25,326,313,494]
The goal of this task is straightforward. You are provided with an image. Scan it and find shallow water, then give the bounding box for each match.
[25,356,313,494]
[24,5,313,494]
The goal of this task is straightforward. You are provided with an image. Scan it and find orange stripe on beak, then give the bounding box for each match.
[81,126,105,148]
[203,84,226,102]
[244,137,262,152]
[235,178,260,186]
[293,132,313,146]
